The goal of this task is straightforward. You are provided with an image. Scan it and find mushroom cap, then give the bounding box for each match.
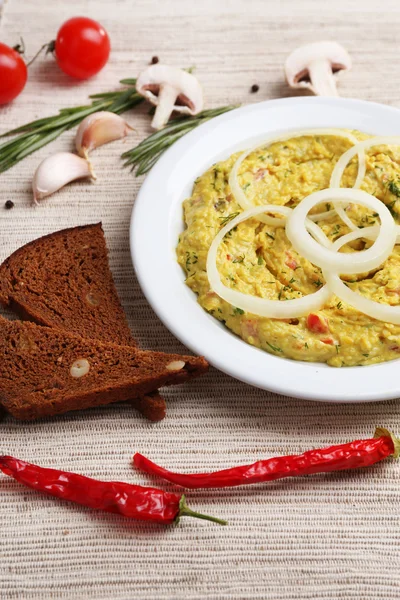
[136,64,204,115]
[285,41,352,89]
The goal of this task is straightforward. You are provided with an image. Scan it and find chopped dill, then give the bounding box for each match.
[388,180,400,198]
[224,225,238,238]
[185,251,198,270]
[266,342,283,353]
[220,212,240,227]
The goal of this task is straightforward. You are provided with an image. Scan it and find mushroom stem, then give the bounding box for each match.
[151,85,179,130]
[307,59,339,97]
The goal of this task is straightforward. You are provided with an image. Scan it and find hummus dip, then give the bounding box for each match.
[177,133,400,367]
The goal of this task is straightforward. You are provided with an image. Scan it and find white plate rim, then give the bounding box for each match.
[130,96,400,403]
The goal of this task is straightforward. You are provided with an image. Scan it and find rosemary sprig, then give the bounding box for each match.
[0,76,238,176]
[0,79,143,174]
[121,106,238,175]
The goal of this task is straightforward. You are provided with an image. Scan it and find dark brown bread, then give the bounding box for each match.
[0,316,208,421]
[0,223,134,344]
[0,223,166,420]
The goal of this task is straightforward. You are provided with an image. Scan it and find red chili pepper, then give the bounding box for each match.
[134,428,399,489]
[0,456,226,525]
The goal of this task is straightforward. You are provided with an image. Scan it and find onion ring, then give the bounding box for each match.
[324,231,400,325]
[229,129,362,225]
[206,205,332,319]
[285,188,397,275]
[330,136,400,231]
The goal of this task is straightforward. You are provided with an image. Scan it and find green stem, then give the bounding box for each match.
[0,80,144,174]
[26,42,51,67]
[177,495,227,525]
[122,105,238,176]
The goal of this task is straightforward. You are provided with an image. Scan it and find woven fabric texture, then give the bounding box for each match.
[1,0,400,598]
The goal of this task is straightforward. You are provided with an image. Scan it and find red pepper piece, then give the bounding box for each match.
[306,313,329,334]
[134,428,399,489]
[320,337,334,345]
[285,253,298,270]
[0,456,226,525]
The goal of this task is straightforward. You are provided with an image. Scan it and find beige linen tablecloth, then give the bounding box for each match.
[1,1,400,598]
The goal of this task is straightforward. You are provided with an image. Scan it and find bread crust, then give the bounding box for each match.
[0,224,171,420]
[0,317,208,420]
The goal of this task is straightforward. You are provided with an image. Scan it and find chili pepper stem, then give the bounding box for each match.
[374,427,400,458]
[177,495,227,526]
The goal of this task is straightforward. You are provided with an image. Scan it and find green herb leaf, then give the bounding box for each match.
[219,212,240,227]
[233,307,244,315]
[0,80,144,173]
[388,180,400,198]
[122,105,238,176]
[266,342,283,353]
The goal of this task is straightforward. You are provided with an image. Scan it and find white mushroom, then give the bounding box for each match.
[32,152,94,204]
[75,111,133,158]
[285,42,351,97]
[136,64,204,130]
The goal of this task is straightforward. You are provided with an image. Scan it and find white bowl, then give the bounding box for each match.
[131,97,400,403]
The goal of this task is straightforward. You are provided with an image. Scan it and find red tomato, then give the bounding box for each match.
[54,17,110,80]
[306,313,329,334]
[0,42,27,105]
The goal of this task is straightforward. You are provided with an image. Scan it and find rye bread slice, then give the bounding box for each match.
[0,223,166,421]
[0,316,208,421]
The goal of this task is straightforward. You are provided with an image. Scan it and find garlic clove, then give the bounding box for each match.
[32,152,94,204]
[75,111,133,157]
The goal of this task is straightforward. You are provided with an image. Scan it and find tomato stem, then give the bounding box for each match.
[26,41,55,68]
[12,37,25,56]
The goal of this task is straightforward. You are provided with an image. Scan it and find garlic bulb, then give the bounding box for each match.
[32,152,94,204]
[75,111,133,157]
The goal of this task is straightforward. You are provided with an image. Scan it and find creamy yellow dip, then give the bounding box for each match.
[177,132,400,367]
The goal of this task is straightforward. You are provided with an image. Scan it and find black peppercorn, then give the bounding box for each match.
[5,200,14,210]
[151,56,159,64]
[250,84,259,93]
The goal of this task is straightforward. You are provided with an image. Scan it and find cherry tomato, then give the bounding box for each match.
[54,17,110,80]
[0,42,27,105]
